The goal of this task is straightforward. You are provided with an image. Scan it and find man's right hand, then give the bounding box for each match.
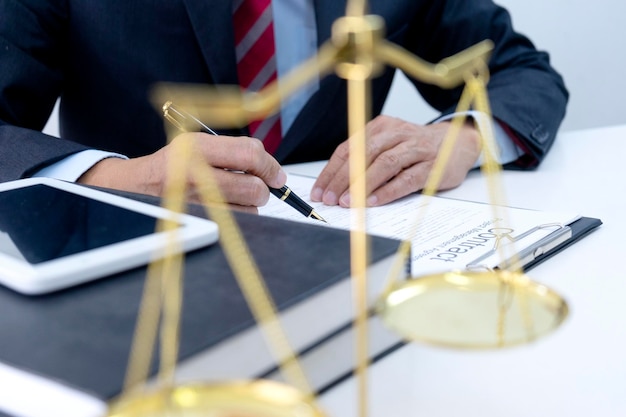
[77,132,287,209]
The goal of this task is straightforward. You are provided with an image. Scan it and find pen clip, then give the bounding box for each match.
[466,222,570,271]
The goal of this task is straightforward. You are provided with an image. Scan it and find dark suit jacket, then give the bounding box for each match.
[0,0,567,181]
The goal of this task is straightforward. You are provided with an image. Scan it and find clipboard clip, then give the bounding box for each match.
[466,222,573,272]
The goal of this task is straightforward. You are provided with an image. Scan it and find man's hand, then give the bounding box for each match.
[78,133,287,209]
[310,115,481,207]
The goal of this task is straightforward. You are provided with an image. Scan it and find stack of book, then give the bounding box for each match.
[0,193,406,417]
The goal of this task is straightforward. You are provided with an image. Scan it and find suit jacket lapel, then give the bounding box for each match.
[181,0,239,85]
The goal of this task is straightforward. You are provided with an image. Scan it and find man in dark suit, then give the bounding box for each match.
[0,0,567,209]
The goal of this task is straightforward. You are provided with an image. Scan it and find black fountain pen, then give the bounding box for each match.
[162,101,327,223]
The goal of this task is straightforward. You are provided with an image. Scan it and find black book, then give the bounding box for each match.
[0,192,406,417]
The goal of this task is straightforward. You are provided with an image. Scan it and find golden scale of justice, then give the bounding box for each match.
[107,1,569,416]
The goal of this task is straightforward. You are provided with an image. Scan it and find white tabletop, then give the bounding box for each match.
[288,124,626,417]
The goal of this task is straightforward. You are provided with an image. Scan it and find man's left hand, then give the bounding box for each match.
[310,115,481,207]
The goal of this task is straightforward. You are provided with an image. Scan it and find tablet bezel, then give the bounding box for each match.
[0,178,219,295]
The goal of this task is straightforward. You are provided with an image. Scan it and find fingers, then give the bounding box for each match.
[186,133,287,189]
[189,167,272,207]
[311,116,481,207]
[365,163,431,206]
[311,116,405,205]
[310,140,349,205]
[174,133,286,207]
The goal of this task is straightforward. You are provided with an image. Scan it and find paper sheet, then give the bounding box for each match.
[259,174,580,275]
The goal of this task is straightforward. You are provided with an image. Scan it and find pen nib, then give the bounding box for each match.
[309,210,328,223]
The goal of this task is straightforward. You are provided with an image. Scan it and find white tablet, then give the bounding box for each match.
[0,178,219,295]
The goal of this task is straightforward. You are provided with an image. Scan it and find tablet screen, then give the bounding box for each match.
[0,184,161,264]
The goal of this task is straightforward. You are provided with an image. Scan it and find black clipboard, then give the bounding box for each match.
[522,216,603,271]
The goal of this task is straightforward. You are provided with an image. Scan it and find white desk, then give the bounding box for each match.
[2,125,623,417]
[289,124,626,417]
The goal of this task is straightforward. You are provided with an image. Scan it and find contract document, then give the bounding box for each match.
[259,173,581,275]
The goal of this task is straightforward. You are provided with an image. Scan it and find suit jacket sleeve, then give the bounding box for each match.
[400,0,568,167]
[0,0,89,182]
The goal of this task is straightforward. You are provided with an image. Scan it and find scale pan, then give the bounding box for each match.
[108,379,326,417]
[377,270,568,349]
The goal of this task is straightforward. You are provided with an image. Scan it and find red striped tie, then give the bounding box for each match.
[233,0,282,154]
